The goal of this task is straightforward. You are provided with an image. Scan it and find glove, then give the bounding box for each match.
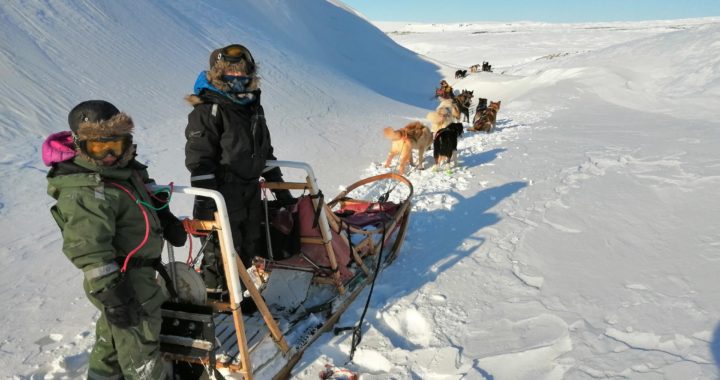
[152,192,188,247]
[191,174,218,220]
[263,167,293,202]
[273,189,294,202]
[93,274,143,328]
[193,196,217,220]
[160,211,187,247]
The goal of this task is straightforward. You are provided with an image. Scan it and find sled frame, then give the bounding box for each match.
[154,161,413,378]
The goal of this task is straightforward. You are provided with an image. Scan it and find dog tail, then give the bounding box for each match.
[383,127,404,141]
[426,111,443,125]
[404,121,425,140]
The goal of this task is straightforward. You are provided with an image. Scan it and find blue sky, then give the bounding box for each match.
[341,0,720,23]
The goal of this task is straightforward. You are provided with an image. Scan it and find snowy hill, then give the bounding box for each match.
[1,1,720,379]
[0,0,438,376]
[505,23,720,119]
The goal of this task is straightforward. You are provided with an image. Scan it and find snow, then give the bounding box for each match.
[1,1,719,379]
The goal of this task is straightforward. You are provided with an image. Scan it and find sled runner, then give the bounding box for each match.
[154,161,413,379]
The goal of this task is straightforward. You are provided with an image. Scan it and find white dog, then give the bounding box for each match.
[426,98,459,134]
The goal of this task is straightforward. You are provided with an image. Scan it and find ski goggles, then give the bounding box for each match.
[223,75,253,92]
[219,44,253,64]
[223,75,252,84]
[79,135,131,160]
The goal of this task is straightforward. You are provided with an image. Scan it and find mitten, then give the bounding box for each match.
[159,211,187,247]
[191,174,218,220]
[152,191,188,247]
[193,197,217,220]
[93,274,143,328]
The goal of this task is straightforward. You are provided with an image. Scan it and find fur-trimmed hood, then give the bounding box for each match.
[186,71,260,106]
[75,112,134,141]
[207,59,259,93]
[72,112,136,167]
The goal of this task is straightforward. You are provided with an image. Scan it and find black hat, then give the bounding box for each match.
[68,100,121,133]
[67,100,133,143]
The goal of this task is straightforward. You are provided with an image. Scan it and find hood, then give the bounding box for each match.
[75,112,133,141]
[193,71,224,97]
[186,71,260,106]
[42,131,77,166]
[206,60,260,93]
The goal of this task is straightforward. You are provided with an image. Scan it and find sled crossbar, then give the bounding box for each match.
[264,181,308,190]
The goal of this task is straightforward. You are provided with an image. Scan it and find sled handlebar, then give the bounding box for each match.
[263,160,320,194]
[147,185,245,305]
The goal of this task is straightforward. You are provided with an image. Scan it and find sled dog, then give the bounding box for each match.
[474,98,488,116]
[383,121,433,174]
[433,122,464,169]
[455,90,473,124]
[470,100,501,133]
[426,98,460,134]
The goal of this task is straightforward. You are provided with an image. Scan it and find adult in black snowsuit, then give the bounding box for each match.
[185,44,291,291]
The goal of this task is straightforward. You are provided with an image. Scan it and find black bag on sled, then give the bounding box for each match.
[259,198,301,261]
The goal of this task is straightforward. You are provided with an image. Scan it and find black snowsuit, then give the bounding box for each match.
[185,88,286,288]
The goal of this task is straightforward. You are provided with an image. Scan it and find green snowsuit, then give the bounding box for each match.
[47,156,168,379]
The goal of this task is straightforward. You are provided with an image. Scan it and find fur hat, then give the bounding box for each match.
[68,100,134,141]
[206,44,260,93]
[67,100,135,166]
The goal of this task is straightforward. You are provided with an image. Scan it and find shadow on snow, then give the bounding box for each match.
[327,178,526,376]
[712,322,720,373]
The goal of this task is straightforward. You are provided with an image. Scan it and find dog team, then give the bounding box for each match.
[383,78,501,174]
[469,61,493,73]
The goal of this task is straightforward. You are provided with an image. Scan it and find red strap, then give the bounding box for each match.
[182,218,210,237]
[181,219,214,267]
[108,181,150,272]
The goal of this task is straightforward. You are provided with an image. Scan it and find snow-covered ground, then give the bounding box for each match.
[1,1,719,379]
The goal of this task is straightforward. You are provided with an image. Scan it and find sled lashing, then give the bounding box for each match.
[157,161,413,379]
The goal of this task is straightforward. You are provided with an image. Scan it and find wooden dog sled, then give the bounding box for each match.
[155,161,413,379]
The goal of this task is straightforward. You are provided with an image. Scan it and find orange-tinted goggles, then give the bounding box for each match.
[80,135,130,160]
[220,44,252,64]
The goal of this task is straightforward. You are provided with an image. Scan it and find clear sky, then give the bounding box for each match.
[341,0,720,23]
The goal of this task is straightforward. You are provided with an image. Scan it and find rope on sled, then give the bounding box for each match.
[333,222,387,362]
[181,219,215,267]
[378,171,408,203]
[381,142,416,202]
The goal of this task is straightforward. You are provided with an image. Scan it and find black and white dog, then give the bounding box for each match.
[433,122,464,170]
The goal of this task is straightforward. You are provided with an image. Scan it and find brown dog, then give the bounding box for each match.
[383,121,433,174]
[470,100,501,133]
